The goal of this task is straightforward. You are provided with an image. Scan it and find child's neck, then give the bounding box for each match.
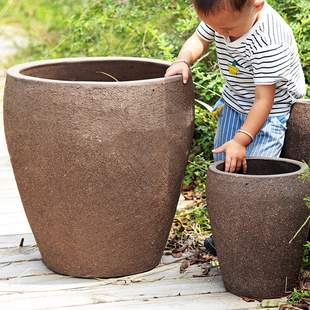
[229,10,262,42]
[229,36,239,42]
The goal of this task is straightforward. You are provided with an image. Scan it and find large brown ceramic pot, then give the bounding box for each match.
[4,57,195,278]
[206,157,310,299]
[282,99,310,164]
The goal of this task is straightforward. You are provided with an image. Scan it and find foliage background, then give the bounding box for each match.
[1,0,309,190]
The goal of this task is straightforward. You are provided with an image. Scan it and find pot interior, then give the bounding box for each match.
[216,158,301,175]
[20,59,169,82]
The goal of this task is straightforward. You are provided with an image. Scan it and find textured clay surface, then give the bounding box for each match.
[206,157,310,299]
[4,57,195,278]
[282,99,310,163]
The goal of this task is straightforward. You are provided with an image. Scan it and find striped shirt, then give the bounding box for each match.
[196,2,306,116]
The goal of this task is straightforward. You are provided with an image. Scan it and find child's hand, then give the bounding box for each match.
[165,62,190,84]
[212,139,247,173]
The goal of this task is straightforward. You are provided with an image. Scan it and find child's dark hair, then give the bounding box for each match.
[193,0,252,15]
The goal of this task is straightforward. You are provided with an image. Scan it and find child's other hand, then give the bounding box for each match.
[212,140,247,173]
[164,62,190,84]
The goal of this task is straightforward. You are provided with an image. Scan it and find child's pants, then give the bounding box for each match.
[213,98,290,161]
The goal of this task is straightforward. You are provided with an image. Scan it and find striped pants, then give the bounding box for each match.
[213,98,290,161]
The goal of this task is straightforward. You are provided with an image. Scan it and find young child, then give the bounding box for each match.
[165,0,306,174]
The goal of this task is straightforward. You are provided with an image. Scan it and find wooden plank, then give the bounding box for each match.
[0,194,23,208]
[0,233,35,248]
[0,248,225,293]
[0,270,240,310]
[0,265,268,310]
[0,254,215,282]
[0,201,24,214]
[0,212,32,235]
[0,252,281,310]
[0,258,51,279]
[0,151,10,165]
[0,176,17,186]
[50,294,264,310]
[0,290,263,310]
[0,189,21,199]
[0,178,14,186]
[0,245,40,263]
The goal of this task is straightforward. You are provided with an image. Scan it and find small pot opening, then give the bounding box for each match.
[216,158,301,175]
[20,59,169,82]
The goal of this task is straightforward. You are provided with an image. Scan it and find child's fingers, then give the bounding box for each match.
[164,63,189,84]
[235,159,243,173]
[226,158,247,173]
[212,146,225,154]
[242,158,247,174]
[213,141,247,173]
[225,157,231,173]
[182,72,189,84]
[226,157,237,173]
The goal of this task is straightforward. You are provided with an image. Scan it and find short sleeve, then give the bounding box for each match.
[251,45,292,85]
[196,21,215,42]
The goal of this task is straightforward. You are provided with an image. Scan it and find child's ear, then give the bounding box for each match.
[254,0,265,13]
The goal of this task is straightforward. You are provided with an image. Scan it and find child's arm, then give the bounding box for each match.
[212,84,276,173]
[165,32,210,84]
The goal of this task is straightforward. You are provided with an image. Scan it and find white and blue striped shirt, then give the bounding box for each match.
[196,2,306,116]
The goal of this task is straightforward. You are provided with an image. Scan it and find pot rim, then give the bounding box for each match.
[6,56,181,85]
[209,156,308,178]
[295,99,310,105]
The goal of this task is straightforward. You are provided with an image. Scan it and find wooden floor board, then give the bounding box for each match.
[0,233,35,248]
[0,290,260,310]
[52,294,261,310]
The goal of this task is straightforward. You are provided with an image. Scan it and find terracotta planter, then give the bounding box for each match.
[282,99,310,164]
[4,57,195,278]
[206,157,310,299]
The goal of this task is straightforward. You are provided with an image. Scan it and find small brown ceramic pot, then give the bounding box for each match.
[4,57,195,278]
[206,157,310,299]
[282,99,310,164]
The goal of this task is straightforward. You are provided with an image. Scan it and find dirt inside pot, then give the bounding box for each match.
[216,158,301,175]
[20,59,168,82]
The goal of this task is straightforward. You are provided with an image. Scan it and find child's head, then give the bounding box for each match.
[193,0,254,16]
[193,0,264,40]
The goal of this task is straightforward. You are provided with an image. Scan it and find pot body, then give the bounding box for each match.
[206,157,310,299]
[282,99,310,164]
[4,57,195,278]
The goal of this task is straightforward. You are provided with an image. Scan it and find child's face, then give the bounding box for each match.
[197,1,263,40]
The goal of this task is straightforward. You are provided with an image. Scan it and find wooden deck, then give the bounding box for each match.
[0,109,282,309]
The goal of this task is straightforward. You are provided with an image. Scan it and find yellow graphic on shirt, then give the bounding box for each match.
[211,104,224,117]
[228,60,239,75]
